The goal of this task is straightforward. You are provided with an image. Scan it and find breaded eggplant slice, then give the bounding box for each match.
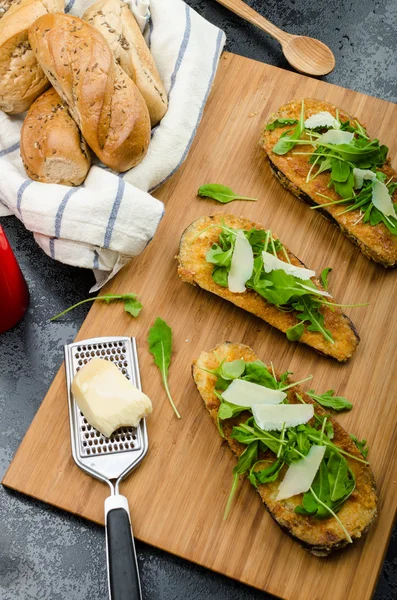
[260,98,397,267]
[192,342,377,555]
[177,214,359,362]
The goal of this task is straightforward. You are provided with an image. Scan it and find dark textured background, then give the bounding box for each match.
[1,1,396,598]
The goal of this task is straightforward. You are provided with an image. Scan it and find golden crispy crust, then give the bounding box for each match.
[260,98,397,267]
[177,214,359,362]
[192,342,377,555]
[28,14,150,172]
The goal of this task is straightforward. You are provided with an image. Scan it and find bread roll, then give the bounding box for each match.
[0,0,16,19]
[83,0,167,126]
[0,0,63,114]
[29,13,151,172]
[21,87,91,186]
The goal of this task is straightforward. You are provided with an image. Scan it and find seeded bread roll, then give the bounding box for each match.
[21,88,91,186]
[83,0,167,126]
[0,0,16,19]
[29,13,151,172]
[0,0,63,114]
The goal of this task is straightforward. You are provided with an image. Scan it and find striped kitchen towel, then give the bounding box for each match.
[0,0,225,290]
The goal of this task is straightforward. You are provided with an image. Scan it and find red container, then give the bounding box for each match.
[0,225,29,333]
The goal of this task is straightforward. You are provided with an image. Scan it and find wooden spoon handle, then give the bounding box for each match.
[214,0,291,45]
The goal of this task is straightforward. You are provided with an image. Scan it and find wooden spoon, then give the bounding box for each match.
[214,0,335,76]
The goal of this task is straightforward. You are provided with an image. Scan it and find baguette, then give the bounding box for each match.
[177,214,359,362]
[83,0,167,126]
[28,13,151,172]
[0,0,63,114]
[192,342,377,555]
[20,87,91,186]
[260,98,397,267]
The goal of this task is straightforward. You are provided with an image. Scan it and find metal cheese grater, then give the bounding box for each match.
[64,336,148,600]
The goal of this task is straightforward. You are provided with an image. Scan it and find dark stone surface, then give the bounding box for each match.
[1,1,396,598]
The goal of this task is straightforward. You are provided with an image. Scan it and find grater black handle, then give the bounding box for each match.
[106,507,142,600]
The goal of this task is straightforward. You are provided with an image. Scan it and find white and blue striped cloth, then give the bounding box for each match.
[0,0,225,289]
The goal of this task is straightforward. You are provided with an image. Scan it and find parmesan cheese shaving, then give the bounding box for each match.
[221,378,286,407]
[304,111,340,130]
[228,230,254,293]
[276,445,326,501]
[252,403,314,432]
[316,130,354,145]
[353,167,376,190]
[372,179,397,218]
[262,251,315,280]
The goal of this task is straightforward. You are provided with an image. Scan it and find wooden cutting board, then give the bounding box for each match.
[3,52,397,600]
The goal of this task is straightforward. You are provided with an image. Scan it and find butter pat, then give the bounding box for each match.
[72,358,152,438]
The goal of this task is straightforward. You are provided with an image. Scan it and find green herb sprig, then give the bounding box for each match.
[270,100,396,234]
[207,357,367,543]
[202,224,337,343]
[50,293,143,321]
[312,173,397,235]
[197,184,257,204]
[307,389,352,412]
[148,317,181,419]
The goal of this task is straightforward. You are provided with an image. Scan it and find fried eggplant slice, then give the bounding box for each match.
[192,342,377,555]
[177,213,359,362]
[260,98,397,267]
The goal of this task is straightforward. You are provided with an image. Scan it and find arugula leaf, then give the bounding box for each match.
[148,318,181,419]
[217,400,248,436]
[331,157,351,183]
[249,458,284,487]
[241,360,279,389]
[320,267,332,290]
[218,401,247,421]
[286,321,305,341]
[220,359,246,380]
[206,243,234,267]
[350,434,369,458]
[331,169,355,199]
[293,297,334,344]
[266,118,298,131]
[212,266,229,287]
[311,459,331,517]
[272,101,305,155]
[215,376,230,391]
[328,452,350,502]
[307,389,352,411]
[120,295,143,317]
[198,184,257,204]
[50,293,143,321]
[224,442,258,519]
